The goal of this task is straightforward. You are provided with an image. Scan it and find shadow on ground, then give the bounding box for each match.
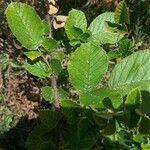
[0,117,37,150]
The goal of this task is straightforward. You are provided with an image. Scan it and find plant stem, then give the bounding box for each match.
[6,66,11,102]
[51,75,60,109]
[0,67,3,90]
[38,48,60,108]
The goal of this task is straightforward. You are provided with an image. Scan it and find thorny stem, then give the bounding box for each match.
[51,75,60,109]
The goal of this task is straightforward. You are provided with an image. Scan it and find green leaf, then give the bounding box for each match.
[105,21,128,34]
[79,91,103,108]
[42,38,58,52]
[140,91,150,114]
[139,116,150,135]
[80,88,123,109]
[101,119,116,135]
[133,135,145,143]
[141,144,150,150]
[88,12,124,44]
[108,50,120,60]
[79,30,91,41]
[109,50,150,96]
[41,86,53,102]
[50,59,62,75]
[61,100,81,124]
[24,60,52,78]
[63,122,97,150]
[125,88,141,110]
[116,111,130,126]
[122,90,140,129]
[26,125,55,150]
[5,2,43,50]
[95,111,125,120]
[126,110,140,129]
[42,20,51,36]
[40,141,56,150]
[24,51,41,60]
[69,39,81,46]
[114,1,130,24]
[68,43,108,92]
[64,9,87,40]
[93,114,107,129]
[102,89,123,109]
[53,52,64,62]
[88,32,123,44]
[59,88,69,100]
[118,38,132,57]
[78,119,97,144]
[39,110,61,129]
[88,12,115,34]
[64,119,97,149]
[61,100,80,108]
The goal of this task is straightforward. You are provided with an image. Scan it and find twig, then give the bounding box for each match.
[51,75,60,109]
